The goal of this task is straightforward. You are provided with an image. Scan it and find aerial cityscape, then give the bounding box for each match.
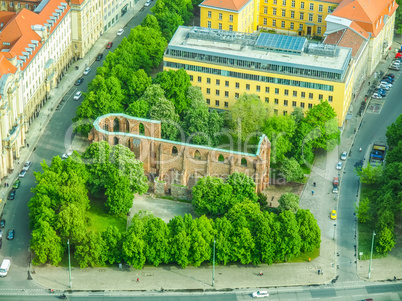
[0,0,401,299]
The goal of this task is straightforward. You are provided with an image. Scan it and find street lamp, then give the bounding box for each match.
[333,224,336,240]
[212,238,216,286]
[368,231,376,279]
[68,239,72,288]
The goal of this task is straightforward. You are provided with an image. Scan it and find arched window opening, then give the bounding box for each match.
[194,150,201,160]
[125,119,130,133]
[103,123,109,132]
[139,123,145,135]
[113,118,120,132]
[241,158,247,167]
[172,146,178,155]
[113,137,119,145]
[218,154,224,162]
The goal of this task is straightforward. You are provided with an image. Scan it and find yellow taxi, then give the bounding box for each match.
[330,210,337,220]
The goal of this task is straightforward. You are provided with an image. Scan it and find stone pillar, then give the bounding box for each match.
[157,143,163,181]
[181,147,188,186]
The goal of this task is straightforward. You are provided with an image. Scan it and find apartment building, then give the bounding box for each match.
[0,0,72,178]
[164,26,354,127]
[199,0,259,33]
[0,0,41,12]
[102,0,132,33]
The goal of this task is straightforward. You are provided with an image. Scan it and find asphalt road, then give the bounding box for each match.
[336,68,402,282]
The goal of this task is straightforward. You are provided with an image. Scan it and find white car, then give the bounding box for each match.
[252,291,269,298]
[380,81,392,87]
[371,93,382,99]
[336,161,342,170]
[62,151,73,159]
[117,28,124,36]
[83,67,91,75]
[377,84,390,90]
[22,161,32,171]
[340,151,347,160]
[144,0,151,6]
[19,169,27,178]
[73,91,82,100]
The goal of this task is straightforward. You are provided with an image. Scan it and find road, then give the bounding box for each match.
[336,68,402,282]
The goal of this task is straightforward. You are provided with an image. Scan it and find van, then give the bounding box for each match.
[0,259,11,277]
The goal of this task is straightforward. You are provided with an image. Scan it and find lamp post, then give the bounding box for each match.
[212,238,216,286]
[68,239,72,288]
[368,231,376,279]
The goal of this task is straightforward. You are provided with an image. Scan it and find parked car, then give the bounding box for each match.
[6,229,14,240]
[19,169,27,178]
[22,161,32,171]
[374,89,386,97]
[252,291,269,298]
[382,77,393,83]
[330,210,337,220]
[377,83,391,90]
[144,0,151,6]
[74,77,84,86]
[332,177,339,194]
[0,220,5,228]
[73,91,82,101]
[117,28,124,36]
[389,66,400,71]
[96,53,103,61]
[106,42,113,49]
[371,93,382,99]
[62,151,73,159]
[83,67,91,75]
[13,180,20,189]
[380,81,392,87]
[7,190,15,200]
[336,161,342,170]
[340,151,347,160]
[386,73,395,78]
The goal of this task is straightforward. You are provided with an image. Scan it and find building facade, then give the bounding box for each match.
[0,0,41,12]
[199,0,259,33]
[164,26,353,127]
[102,0,132,33]
[89,113,271,195]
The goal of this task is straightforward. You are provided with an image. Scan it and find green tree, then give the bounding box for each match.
[154,11,184,41]
[276,211,301,261]
[30,221,63,265]
[207,110,224,147]
[229,94,269,142]
[138,84,168,107]
[148,96,180,140]
[385,140,402,164]
[277,193,300,214]
[232,227,255,264]
[226,199,262,233]
[376,226,395,254]
[122,229,147,269]
[141,14,161,31]
[169,215,191,268]
[102,226,123,264]
[144,218,171,266]
[386,114,402,150]
[355,197,372,223]
[214,217,235,265]
[126,99,149,118]
[105,174,134,215]
[254,212,279,265]
[56,203,88,243]
[291,107,304,124]
[355,162,383,185]
[296,209,321,253]
[125,69,152,106]
[279,157,304,182]
[74,231,106,268]
[225,172,258,203]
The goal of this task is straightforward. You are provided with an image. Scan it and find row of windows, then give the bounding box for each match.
[207,21,233,31]
[263,0,333,13]
[264,8,323,23]
[167,49,343,81]
[207,11,234,22]
[1,1,35,8]
[263,19,322,33]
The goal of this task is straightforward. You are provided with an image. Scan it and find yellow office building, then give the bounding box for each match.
[164,26,355,127]
[199,0,259,33]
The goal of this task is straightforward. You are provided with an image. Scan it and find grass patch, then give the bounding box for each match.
[358,222,385,260]
[86,195,127,233]
[288,247,320,263]
[300,164,311,175]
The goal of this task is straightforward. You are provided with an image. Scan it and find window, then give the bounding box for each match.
[275,88,279,94]
[246,84,250,90]
[256,85,261,92]
[225,81,229,87]
[290,22,294,29]
[198,76,202,83]
[274,109,278,115]
[9,1,12,6]
[308,14,313,21]
[225,91,229,97]
[318,15,322,23]
[235,93,239,98]
[273,19,276,26]
[293,91,297,97]
[229,25,233,31]
[301,92,305,98]
[300,2,304,9]
[273,8,277,15]
[274,98,279,104]
[300,12,304,20]
[309,3,314,10]
[283,111,288,116]
[273,0,277,4]
[229,15,233,22]
[291,11,295,18]
[17,2,21,8]
[282,0,286,5]
[265,87,270,93]
[219,13,222,20]
[299,24,303,30]
[292,101,297,107]
[328,95,333,102]
[216,79,220,85]
[300,102,305,108]
[309,93,313,99]
[264,7,268,14]
[207,88,211,94]
[208,11,211,18]
[216,90,220,96]
[317,27,321,34]
[318,4,323,12]
[284,100,288,106]
[2,1,4,6]
[263,18,267,25]
[282,9,286,17]
[308,103,313,108]
[281,21,285,28]
[318,94,323,100]
[207,78,211,84]
[189,75,193,81]
[284,89,289,95]
[236,82,240,88]
[219,23,222,30]
[207,21,211,28]
[25,3,28,8]
[265,97,269,103]
[224,102,229,108]
[215,100,220,106]
[291,0,295,7]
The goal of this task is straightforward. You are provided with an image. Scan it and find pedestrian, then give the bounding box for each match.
[137,278,139,282]
[312,190,314,195]
[27,143,29,148]
[313,182,316,187]
[259,271,263,276]
[368,81,370,86]
[6,183,9,187]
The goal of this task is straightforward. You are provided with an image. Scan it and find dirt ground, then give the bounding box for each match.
[263,182,304,208]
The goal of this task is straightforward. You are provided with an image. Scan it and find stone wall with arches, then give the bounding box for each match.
[90,113,271,195]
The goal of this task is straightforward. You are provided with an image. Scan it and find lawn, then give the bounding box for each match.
[289,247,320,263]
[86,196,127,233]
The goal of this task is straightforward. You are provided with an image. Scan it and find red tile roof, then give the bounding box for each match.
[332,0,398,37]
[200,0,250,11]
[324,28,366,57]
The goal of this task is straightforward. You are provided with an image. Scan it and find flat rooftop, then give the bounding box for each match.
[167,26,352,79]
